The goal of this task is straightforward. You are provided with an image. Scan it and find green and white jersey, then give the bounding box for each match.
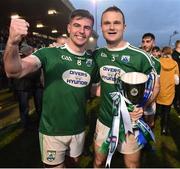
[94,42,154,127]
[33,44,97,136]
[150,54,161,75]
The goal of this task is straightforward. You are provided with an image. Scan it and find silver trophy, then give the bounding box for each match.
[120,72,149,106]
[106,71,155,168]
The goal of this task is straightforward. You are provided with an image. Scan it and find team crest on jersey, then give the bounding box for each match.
[101,52,108,58]
[121,55,130,63]
[100,65,125,84]
[47,150,56,162]
[62,69,91,88]
[86,59,93,67]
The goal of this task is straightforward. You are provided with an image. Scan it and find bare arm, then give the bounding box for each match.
[143,75,160,128]
[3,18,39,78]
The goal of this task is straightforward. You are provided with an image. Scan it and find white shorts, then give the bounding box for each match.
[39,131,85,165]
[94,119,143,154]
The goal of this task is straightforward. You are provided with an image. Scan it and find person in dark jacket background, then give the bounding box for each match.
[172,40,180,116]
[12,43,43,129]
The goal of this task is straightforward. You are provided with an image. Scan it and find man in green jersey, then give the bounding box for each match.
[141,33,161,128]
[3,9,97,168]
[93,6,159,168]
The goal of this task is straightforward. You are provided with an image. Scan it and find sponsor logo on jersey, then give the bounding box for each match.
[62,69,91,87]
[86,59,93,67]
[100,65,125,84]
[121,55,130,63]
[47,150,56,162]
[101,52,108,57]
[61,55,72,61]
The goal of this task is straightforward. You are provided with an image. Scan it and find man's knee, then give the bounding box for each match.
[124,151,141,168]
[94,156,105,167]
[65,156,79,167]
[124,158,140,168]
[93,150,107,168]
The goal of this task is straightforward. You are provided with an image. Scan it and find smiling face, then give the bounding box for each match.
[67,16,93,51]
[101,11,126,47]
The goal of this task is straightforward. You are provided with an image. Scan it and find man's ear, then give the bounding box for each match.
[123,24,126,32]
[67,24,70,34]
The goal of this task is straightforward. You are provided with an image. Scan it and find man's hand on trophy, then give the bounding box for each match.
[8,18,29,45]
[129,107,143,121]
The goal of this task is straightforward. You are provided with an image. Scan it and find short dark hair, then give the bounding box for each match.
[57,35,68,39]
[101,6,125,25]
[142,33,155,40]
[175,40,180,48]
[69,9,94,26]
[152,46,160,52]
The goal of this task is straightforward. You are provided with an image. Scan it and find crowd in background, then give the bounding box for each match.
[140,33,180,136]
[0,27,52,128]
[0,27,54,90]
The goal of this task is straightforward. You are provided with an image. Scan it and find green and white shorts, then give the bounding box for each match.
[39,131,85,165]
[94,119,143,154]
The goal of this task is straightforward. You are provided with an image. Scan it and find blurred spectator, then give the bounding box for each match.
[56,35,68,45]
[0,26,54,50]
[141,33,161,128]
[141,32,155,53]
[49,35,68,47]
[156,46,179,135]
[152,46,161,59]
[12,43,43,129]
[172,40,180,115]
[0,51,9,90]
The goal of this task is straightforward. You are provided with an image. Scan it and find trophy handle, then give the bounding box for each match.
[139,72,156,107]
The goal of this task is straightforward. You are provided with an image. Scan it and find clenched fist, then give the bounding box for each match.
[8,18,30,45]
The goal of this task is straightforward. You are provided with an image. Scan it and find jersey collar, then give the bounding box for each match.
[106,42,130,51]
[65,44,86,56]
